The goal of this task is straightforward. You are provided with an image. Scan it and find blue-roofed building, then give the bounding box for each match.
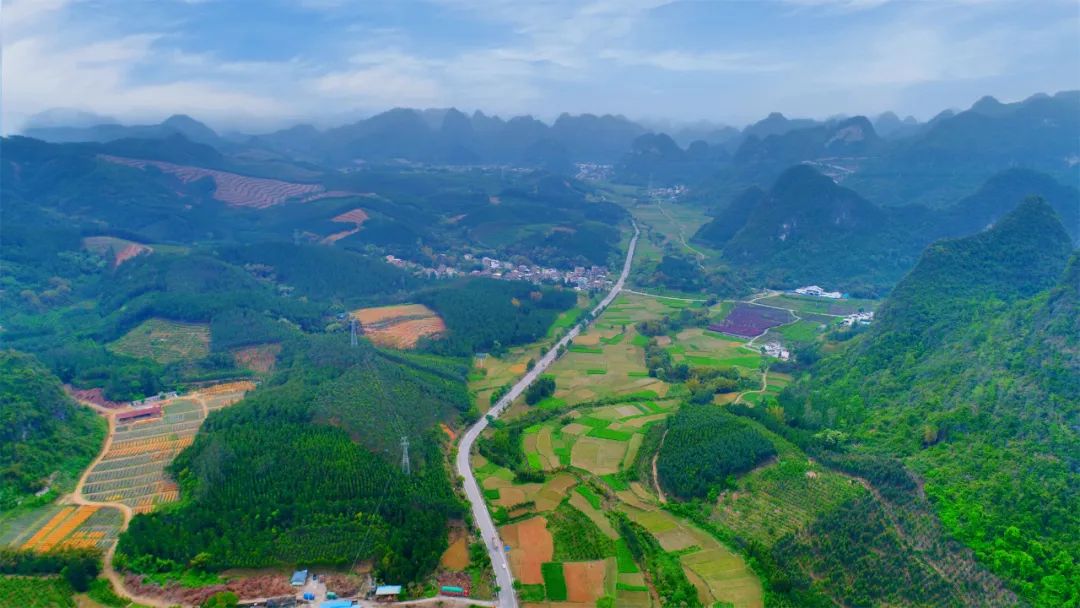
[290,569,308,586]
[319,601,353,608]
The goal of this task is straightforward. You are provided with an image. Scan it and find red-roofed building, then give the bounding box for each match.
[116,405,162,422]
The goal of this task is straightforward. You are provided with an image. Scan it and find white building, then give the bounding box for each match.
[794,285,843,299]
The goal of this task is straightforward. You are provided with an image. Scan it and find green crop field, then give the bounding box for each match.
[541,562,568,600]
[776,319,823,343]
[0,576,75,608]
[108,318,210,364]
[615,539,639,573]
[588,427,634,441]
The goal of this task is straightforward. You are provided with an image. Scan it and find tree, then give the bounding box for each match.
[201,591,239,608]
[525,377,556,405]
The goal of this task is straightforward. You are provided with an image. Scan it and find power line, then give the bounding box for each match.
[399,435,411,476]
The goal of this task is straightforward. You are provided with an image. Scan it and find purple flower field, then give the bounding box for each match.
[707,304,792,338]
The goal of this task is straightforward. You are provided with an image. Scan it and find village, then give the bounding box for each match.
[383,253,614,292]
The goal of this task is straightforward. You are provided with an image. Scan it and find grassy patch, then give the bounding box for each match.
[484,488,501,500]
[536,397,567,410]
[586,369,608,375]
[541,562,568,601]
[776,320,821,343]
[575,484,603,510]
[518,583,546,602]
[547,502,615,561]
[683,355,722,366]
[630,334,650,347]
[526,453,543,470]
[576,416,610,429]
[601,333,626,345]
[569,344,604,354]
[615,540,640,573]
[627,371,650,378]
[587,427,635,441]
[616,582,650,592]
[0,576,74,608]
[108,318,210,364]
[601,473,630,491]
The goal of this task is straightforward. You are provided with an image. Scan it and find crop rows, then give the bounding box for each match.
[100,155,326,208]
[22,506,99,552]
[84,472,170,496]
[90,453,159,472]
[86,461,167,484]
[114,421,202,442]
[707,304,792,338]
[104,436,195,459]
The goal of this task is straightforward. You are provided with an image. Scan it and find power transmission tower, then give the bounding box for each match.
[399,435,411,475]
[350,317,359,347]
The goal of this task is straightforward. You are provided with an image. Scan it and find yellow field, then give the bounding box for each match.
[350,303,445,348]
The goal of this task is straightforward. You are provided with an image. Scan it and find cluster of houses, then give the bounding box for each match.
[794,285,844,299]
[383,253,613,291]
[761,341,791,361]
[574,162,614,181]
[646,184,688,200]
[842,311,874,327]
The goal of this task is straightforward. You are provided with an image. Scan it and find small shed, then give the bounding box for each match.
[374,585,401,602]
[116,405,162,423]
[290,569,308,586]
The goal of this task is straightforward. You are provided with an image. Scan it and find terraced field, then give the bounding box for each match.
[350,303,446,349]
[4,383,253,558]
[477,290,773,607]
[107,318,210,364]
[100,155,352,209]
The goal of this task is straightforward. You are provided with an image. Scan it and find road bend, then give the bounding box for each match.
[455,222,639,608]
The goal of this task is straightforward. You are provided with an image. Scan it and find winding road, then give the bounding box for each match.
[455,222,639,608]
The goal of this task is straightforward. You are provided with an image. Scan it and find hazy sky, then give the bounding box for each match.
[3,0,1078,133]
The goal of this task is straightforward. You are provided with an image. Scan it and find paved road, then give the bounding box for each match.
[455,222,639,608]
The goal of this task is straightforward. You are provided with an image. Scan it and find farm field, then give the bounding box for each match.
[321,207,370,243]
[107,318,210,364]
[756,293,880,316]
[484,290,770,608]
[100,155,352,209]
[350,303,446,349]
[5,383,253,557]
[707,303,792,338]
[666,327,763,373]
[0,575,77,608]
[81,236,153,267]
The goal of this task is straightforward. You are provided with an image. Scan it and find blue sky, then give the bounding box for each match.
[3,0,1078,133]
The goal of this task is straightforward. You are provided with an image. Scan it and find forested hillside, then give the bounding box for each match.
[417,278,577,356]
[693,165,1077,295]
[116,336,468,583]
[780,200,1079,606]
[0,352,105,510]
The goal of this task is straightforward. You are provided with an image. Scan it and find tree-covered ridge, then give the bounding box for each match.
[115,336,467,584]
[781,201,1079,606]
[656,403,776,500]
[692,165,1077,296]
[0,351,106,510]
[417,278,577,356]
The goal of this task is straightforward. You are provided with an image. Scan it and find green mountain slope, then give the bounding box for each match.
[781,200,1079,606]
[116,336,467,583]
[0,351,106,511]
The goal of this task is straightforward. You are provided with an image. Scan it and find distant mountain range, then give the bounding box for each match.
[693,163,1079,295]
[20,89,1079,214]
